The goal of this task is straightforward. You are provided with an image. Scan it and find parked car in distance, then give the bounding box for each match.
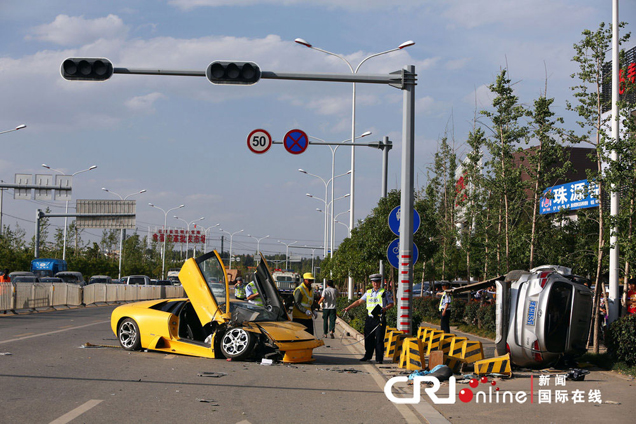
[89,275,113,284]
[55,271,86,286]
[121,275,151,286]
[152,280,173,286]
[39,277,64,283]
[9,271,39,283]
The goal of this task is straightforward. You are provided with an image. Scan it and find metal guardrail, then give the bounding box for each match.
[0,282,185,313]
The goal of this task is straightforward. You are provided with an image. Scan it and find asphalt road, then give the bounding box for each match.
[0,305,423,424]
[2,306,634,424]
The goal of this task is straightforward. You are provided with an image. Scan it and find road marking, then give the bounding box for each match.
[13,333,34,337]
[337,322,450,424]
[49,399,102,424]
[0,320,109,345]
[164,354,176,359]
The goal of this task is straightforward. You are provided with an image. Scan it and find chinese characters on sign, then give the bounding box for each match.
[152,228,206,244]
[540,179,599,215]
[537,375,601,404]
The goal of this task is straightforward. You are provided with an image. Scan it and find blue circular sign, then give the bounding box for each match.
[386,238,419,269]
[388,206,421,236]
[283,129,309,155]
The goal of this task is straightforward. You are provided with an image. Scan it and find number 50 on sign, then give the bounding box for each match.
[247,129,272,154]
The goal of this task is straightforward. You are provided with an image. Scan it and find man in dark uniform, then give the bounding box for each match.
[343,274,394,364]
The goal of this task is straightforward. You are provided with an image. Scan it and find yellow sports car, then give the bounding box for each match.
[111,251,323,363]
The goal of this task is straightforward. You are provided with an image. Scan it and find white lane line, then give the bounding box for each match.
[49,399,103,424]
[0,321,109,345]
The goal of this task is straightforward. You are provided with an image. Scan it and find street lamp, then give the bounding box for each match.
[295,38,414,299]
[248,234,269,263]
[300,168,351,257]
[149,202,185,279]
[102,187,146,279]
[42,164,97,261]
[309,131,371,256]
[174,216,205,259]
[219,228,243,269]
[202,223,220,253]
[0,124,27,135]
[277,240,297,269]
[294,39,414,236]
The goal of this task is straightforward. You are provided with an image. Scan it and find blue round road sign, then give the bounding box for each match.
[284,129,309,155]
[386,238,419,269]
[388,206,421,236]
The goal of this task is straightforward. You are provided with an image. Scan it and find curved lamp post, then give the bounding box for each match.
[0,124,26,135]
[149,203,184,279]
[248,234,270,264]
[174,216,204,259]
[277,240,297,269]
[219,228,243,269]
[43,164,97,260]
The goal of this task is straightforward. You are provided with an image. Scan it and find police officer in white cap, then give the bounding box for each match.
[344,273,394,364]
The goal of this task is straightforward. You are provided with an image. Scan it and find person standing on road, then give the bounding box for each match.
[0,269,10,283]
[318,280,339,339]
[234,277,246,300]
[439,281,452,333]
[343,274,394,364]
[293,272,317,335]
[246,280,263,306]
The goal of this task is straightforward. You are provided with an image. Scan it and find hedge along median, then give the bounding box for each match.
[336,296,496,339]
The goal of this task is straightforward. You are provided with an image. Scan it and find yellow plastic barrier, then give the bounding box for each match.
[460,340,485,364]
[384,327,398,354]
[425,329,445,355]
[439,333,456,355]
[449,337,468,358]
[474,353,512,377]
[385,331,406,359]
[398,337,425,370]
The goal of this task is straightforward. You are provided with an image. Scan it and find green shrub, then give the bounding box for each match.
[450,300,466,325]
[606,314,636,367]
[463,301,481,326]
[477,303,496,333]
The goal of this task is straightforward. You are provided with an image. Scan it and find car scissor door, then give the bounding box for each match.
[179,250,230,326]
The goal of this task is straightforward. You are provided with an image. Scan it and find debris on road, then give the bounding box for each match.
[324,367,368,374]
[566,368,590,381]
[260,358,273,366]
[196,398,219,405]
[0,352,12,356]
[79,342,120,349]
[197,372,228,378]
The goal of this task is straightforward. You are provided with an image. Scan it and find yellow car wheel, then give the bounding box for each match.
[118,318,141,351]
[220,328,256,360]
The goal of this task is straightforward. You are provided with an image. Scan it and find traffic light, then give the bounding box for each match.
[60,58,114,81]
[206,61,261,85]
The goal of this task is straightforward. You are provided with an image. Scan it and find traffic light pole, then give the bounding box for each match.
[62,58,417,335]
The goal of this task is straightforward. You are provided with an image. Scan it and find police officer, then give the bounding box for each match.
[246,280,263,306]
[293,272,317,335]
[234,277,246,300]
[344,274,394,364]
[439,281,452,333]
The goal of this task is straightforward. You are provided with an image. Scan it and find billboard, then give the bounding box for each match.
[540,179,599,215]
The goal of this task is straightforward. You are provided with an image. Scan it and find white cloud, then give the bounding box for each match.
[168,0,422,11]
[443,0,594,30]
[416,96,436,115]
[125,92,167,114]
[27,14,128,46]
[463,84,492,109]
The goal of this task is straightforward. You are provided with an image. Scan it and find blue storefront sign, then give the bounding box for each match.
[540,179,599,215]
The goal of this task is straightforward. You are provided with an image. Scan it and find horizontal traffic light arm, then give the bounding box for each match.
[114,68,205,77]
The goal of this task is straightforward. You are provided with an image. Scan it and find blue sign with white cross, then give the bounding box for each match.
[540,179,599,215]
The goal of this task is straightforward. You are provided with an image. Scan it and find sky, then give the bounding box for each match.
[0,0,634,261]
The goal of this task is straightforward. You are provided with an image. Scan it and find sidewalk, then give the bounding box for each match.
[332,318,635,424]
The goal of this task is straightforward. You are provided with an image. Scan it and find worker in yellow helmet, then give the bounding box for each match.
[293,272,317,335]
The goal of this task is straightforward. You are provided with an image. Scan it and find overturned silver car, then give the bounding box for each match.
[453,265,593,368]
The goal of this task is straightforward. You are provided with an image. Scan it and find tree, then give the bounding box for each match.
[567,21,630,352]
[480,68,529,274]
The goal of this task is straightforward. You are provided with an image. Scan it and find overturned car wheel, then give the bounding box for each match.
[118,318,141,351]
[221,328,256,360]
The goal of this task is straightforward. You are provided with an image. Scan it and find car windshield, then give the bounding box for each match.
[545,282,573,352]
[197,252,227,308]
[228,302,287,323]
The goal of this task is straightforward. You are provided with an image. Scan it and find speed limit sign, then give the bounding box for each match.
[247,129,272,154]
